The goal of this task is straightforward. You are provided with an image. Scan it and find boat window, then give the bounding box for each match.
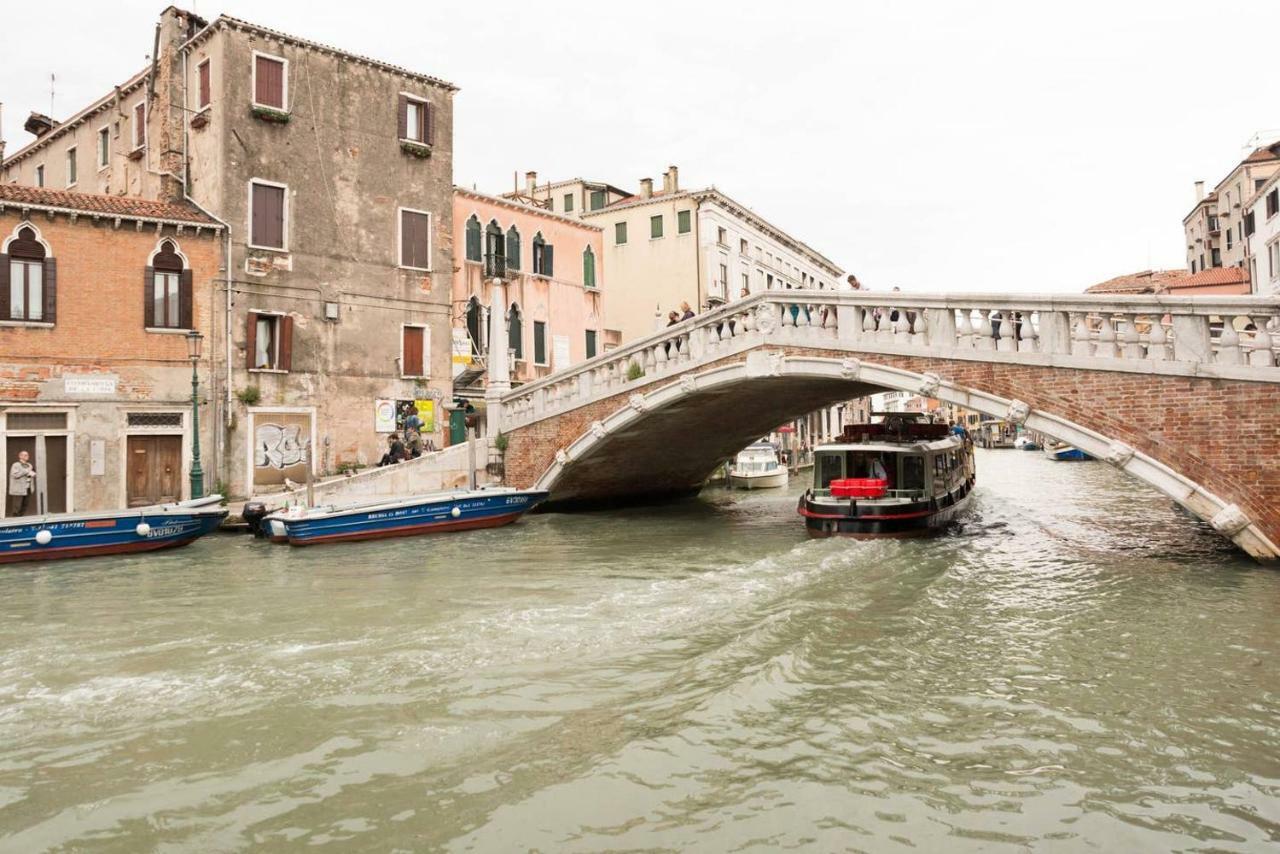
[815,453,843,488]
[848,452,890,482]
[901,456,925,490]
[935,455,947,478]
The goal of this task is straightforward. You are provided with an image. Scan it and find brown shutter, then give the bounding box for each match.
[245,312,258,369]
[425,102,434,145]
[279,315,294,371]
[255,56,284,109]
[397,95,408,140]
[403,326,424,376]
[0,254,9,322]
[43,258,56,324]
[143,266,155,327]
[252,184,284,249]
[179,269,193,329]
[199,61,211,108]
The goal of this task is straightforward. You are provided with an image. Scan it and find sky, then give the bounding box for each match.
[2,0,1278,294]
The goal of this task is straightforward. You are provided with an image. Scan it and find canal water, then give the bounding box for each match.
[1,450,1277,852]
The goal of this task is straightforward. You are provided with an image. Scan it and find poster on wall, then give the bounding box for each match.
[252,410,312,489]
[374,399,397,433]
[395,399,436,434]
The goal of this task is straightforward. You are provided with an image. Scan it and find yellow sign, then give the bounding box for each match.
[414,399,435,433]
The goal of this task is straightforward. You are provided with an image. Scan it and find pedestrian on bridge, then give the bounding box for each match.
[680,301,695,322]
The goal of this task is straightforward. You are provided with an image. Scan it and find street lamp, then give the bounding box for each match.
[186,330,205,499]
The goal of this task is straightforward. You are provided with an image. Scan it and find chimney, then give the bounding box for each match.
[24,112,57,139]
[667,165,679,193]
[639,178,653,199]
[525,171,537,196]
[1194,180,1205,202]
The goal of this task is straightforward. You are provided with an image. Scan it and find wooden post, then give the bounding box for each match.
[305,442,315,507]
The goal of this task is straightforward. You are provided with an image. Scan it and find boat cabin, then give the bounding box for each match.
[811,439,969,504]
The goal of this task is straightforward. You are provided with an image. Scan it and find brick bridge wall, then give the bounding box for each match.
[504,346,1280,548]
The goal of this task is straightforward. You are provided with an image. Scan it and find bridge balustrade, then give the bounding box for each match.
[499,291,1280,430]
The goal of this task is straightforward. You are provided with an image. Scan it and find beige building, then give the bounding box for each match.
[2,8,458,497]
[1244,170,1280,294]
[1183,141,1280,277]
[519,166,844,344]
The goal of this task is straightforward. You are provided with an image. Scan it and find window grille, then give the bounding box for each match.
[127,412,183,428]
[6,412,69,430]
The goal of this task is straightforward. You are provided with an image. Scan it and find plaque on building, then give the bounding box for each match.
[64,375,118,395]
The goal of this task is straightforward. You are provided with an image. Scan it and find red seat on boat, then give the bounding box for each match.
[830,478,888,499]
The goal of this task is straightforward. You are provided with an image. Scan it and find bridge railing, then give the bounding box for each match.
[500,290,1280,428]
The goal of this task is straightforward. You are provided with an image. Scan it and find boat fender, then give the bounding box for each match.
[35,529,53,545]
[450,506,461,518]
[136,522,151,536]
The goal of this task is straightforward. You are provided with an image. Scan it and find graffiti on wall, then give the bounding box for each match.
[252,411,313,488]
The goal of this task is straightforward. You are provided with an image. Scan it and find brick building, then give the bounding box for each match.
[0,185,222,514]
[1,7,458,497]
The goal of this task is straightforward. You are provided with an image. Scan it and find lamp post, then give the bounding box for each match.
[186,330,205,499]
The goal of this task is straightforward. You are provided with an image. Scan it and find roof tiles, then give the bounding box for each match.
[0,184,221,227]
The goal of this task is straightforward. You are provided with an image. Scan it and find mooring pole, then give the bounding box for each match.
[305,442,315,507]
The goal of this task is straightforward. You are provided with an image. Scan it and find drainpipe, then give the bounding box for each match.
[693,196,704,310]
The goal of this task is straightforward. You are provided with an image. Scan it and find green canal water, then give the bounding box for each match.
[1,450,1277,852]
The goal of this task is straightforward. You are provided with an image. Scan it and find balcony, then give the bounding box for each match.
[483,252,512,280]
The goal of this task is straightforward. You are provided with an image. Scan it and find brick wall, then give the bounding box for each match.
[504,346,1280,548]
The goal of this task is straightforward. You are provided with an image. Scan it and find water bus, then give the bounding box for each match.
[0,496,227,564]
[262,486,549,546]
[798,415,975,537]
[727,442,789,490]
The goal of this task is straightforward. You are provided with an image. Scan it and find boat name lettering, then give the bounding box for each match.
[145,525,186,539]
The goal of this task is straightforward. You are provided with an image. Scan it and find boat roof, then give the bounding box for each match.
[815,437,961,453]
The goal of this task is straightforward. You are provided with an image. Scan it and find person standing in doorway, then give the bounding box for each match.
[8,451,35,517]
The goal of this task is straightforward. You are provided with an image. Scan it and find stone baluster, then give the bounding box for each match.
[1016,311,1038,353]
[1147,318,1171,361]
[976,311,995,351]
[863,307,877,339]
[742,306,757,334]
[956,310,974,349]
[996,311,1017,353]
[706,320,722,350]
[1071,313,1093,357]
[1118,314,1143,359]
[1248,316,1274,367]
[653,341,668,373]
[1217,317,1243,365]
[781,304,796,329]
[823,303,838,336]
[1095,314,1118,358]
[891,309,909,344]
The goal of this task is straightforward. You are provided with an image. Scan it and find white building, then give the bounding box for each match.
[1244,170,1280,294]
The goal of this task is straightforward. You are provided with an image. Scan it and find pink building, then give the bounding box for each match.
[452,188,611,396]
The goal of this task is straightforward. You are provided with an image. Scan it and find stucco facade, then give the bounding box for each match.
[1183,142,1280,277]
[452,188,607,390]
[0,188,222,514]
[1245,171,1280,294]
[2,8,459,498]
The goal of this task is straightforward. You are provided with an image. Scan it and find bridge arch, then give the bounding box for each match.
[527,353,1277,560]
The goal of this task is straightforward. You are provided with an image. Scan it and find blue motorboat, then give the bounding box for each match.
[0,496,228,564]
[1044,444,1092,461]
[262,486,549,546]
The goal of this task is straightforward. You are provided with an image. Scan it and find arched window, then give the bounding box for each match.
[532,232,554,277]
[146,239,192,329]
[505,225,521,272]
[465,215,482,262]
[465,296,485,356]
[484,220,504,277]
[507,302,523,360]
[2,224,55,323]
[582,245,596,288]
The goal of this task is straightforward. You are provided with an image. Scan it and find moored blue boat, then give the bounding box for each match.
[0,496,228,564]
[262,486,549,546]
[1044,444,1092,461]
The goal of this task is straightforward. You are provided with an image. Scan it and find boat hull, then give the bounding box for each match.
[798,478,975,537]
[0,501,228,564]
[1045,446,1091,461]
[268,489,549,546]
[728,471,789,490]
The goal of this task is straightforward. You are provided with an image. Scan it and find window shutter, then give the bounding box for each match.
[43,258,57,324]
[0,254,9,322]
[279,315,294,371]
[506,229,520,271]
[144,266,156,327]
[425,102,434,145]
[544,244,554,277]
[180,269,194,329]
[255,56,284,109]
[199,62,211,108]
[397,95,408,140]
[245,312,258,369]
[403,326,424,376]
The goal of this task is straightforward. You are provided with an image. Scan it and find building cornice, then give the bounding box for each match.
[691,188,844,276]
[0,199,223,232]
[186,15,459,92]
[455,187,603,231]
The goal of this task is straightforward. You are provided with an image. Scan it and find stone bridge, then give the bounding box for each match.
[483,288,1280,560]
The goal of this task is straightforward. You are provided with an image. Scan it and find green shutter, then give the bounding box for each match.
[583,247,595,287]
[650,215,663,239]
[465,217,482,262]
[677,210,691,233]
[615,222,627,245]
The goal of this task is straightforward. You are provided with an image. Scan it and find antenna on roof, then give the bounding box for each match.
[49,74,55,117]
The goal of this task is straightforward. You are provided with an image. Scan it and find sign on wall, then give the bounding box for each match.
[64,375,117,395]
[553,335,571,371]
[374,399,397,433]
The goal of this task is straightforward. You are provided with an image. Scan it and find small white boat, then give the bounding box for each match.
[728,442,789,489]
[1044,443,1091,461]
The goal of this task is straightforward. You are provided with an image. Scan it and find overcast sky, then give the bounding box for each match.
[3,0,1278,293]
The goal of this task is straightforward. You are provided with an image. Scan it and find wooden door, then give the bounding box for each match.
[127,436,183,507]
